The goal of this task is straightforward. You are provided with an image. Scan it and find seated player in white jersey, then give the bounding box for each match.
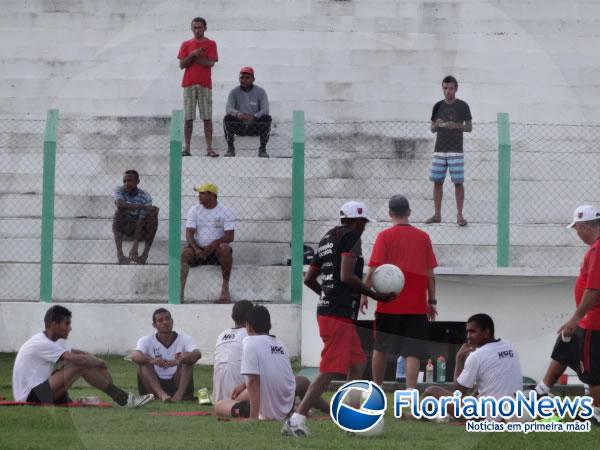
[12,305,153,408]
[424,313,523,419]
[212,300,254,402]
[214,305,328,420]
[131,308,201,402]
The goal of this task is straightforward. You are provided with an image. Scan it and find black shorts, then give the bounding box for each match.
[116,214,153,240]
[137,374,194,398]
[551,327,600,385]
[26,379,70,404]
[187,246,232,267]
[374,313,429,359]
[231,400,251,418]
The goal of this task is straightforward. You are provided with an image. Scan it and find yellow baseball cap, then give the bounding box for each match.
[193,183,218,195]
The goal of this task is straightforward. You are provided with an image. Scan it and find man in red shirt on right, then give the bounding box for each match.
[532,205,600,426]
[360,195,438,389]
[177,17,219,157]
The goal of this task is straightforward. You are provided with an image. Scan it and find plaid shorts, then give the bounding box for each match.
[183,85,212,121]
[430,152,465,184]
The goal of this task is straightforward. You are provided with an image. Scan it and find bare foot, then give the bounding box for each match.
[171,393,184,402]
[138,254,148,265]
[117,255,130,265]
[425,216,441,224]
[457,216,468,227]
[160,394,173,403]
[215,287,231,304]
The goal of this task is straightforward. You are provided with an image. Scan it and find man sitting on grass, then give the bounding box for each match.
[131,308,201,402]
[12,305,153,408]
[214,305,327,420]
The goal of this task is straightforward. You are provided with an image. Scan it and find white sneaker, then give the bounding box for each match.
[281,418,311,437]
[428,415,450,424]
[123,393,154,408]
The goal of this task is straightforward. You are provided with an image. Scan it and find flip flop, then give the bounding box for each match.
[206,150,219,157]
[182,151,191,157]
[425,216,441,224]
[457,218,468,227]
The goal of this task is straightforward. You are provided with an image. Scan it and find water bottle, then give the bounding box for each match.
[395,356,406,382]
[425,359,434,383]
[436,356,446,383]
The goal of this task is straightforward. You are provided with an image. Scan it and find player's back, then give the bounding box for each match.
[212,327,247,402]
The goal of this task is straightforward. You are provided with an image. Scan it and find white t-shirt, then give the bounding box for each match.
[240,334,295,420]
[212,327,247,402]
[135,333,198,379]
[12,332,70,401]
[185,203,235,247]
[457,339,523,399]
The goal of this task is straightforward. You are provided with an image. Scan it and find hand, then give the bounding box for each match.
[231,383,246,400]
[456,343,476,360]
[427,303,438,321]
[359,295,369,315]
[239,113,255,122]
[434,119,444,129]
[193,247,206,259]
[193,48,205,57]
[558,316,579,338]
[370,291,396,302]
[446,121,462,130]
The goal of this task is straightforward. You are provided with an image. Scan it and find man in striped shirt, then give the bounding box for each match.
[112,170,159,264]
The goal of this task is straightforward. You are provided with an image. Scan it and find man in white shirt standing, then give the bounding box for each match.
[212,300,254,402]
[424,313,523,419]
[12,305,153,407]
[131,308,201,402]
[181,182,235,303]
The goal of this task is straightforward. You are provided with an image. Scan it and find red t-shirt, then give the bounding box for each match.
[177,38,218,88]
[368,224,437,315]
[574,239,600,330]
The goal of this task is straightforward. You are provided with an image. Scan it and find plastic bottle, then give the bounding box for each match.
[436,356,446,383]
[395,356,406,382]
[425,359,434,383]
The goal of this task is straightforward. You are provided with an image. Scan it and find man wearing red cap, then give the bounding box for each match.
[223,67,271,158]
[177,17,219,158]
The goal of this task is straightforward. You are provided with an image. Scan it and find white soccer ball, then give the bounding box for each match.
[358,417,385,437]
[372,264,405,294]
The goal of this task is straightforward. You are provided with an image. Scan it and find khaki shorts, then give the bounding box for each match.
[183,85,212,121]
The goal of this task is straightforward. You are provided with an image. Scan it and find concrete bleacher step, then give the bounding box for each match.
[0,263,290,302]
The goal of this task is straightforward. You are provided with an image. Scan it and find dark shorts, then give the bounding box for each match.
[374,313,429,359]
[26,379,70,404]
[116,214,151,240]
[551,327,600,385]
[231,400,251,418]
[187,246,232,267]
[137,373,194,398]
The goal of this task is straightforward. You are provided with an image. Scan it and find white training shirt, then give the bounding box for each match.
[185,203,235,247]
[212,327,248,402]
[457,339,523,399]
[135,333,198,379]
[12,332,70,401]
[240,334,296,420]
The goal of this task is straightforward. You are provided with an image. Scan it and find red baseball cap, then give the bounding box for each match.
[240,66,254,75]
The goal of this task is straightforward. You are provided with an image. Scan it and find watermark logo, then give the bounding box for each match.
[330,381,386,433]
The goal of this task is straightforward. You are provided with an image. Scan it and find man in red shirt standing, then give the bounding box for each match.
[532,205,600,426]
[178,17,219,157]
[360,195,438,389]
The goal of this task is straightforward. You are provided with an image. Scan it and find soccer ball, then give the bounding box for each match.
[372,264,405,294]
[357,417,385,437]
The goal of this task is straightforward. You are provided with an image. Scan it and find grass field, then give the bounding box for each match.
[0,353,598,449]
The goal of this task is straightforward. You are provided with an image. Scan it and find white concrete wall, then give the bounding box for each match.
[0,303,300,363]
[302,268,579,381]
[1,0,600,122]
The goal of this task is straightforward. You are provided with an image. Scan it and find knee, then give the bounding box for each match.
[181,248,194,263]
[295,376,310,395]
[217,243,231,255]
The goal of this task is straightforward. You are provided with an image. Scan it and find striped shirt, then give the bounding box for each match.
[113,186,153,218]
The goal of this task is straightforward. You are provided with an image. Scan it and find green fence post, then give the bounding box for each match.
[497,112,511,267]
[291,111,305,304]
[40,109,59,302]
[168,110,183,304]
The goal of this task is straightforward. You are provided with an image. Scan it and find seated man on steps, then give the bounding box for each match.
[112,169,159,264]
[12,305,153,408]
[223,66,271,158]
[181,182,235,303]
[131,308,201,402]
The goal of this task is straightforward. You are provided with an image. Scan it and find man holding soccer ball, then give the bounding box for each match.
[360,195,438,389]
[282,201,394,437]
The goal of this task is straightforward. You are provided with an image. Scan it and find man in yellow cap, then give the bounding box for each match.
[181,183,235,303]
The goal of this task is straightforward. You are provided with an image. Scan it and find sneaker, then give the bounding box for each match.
[281,417,310,437]
[198,388,212,405]
[225,144,236,157]
[123,393,154,408]
[258,148,269,158]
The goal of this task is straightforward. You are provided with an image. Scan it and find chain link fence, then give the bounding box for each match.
[0,117,46,301]
[303,121,499,268]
